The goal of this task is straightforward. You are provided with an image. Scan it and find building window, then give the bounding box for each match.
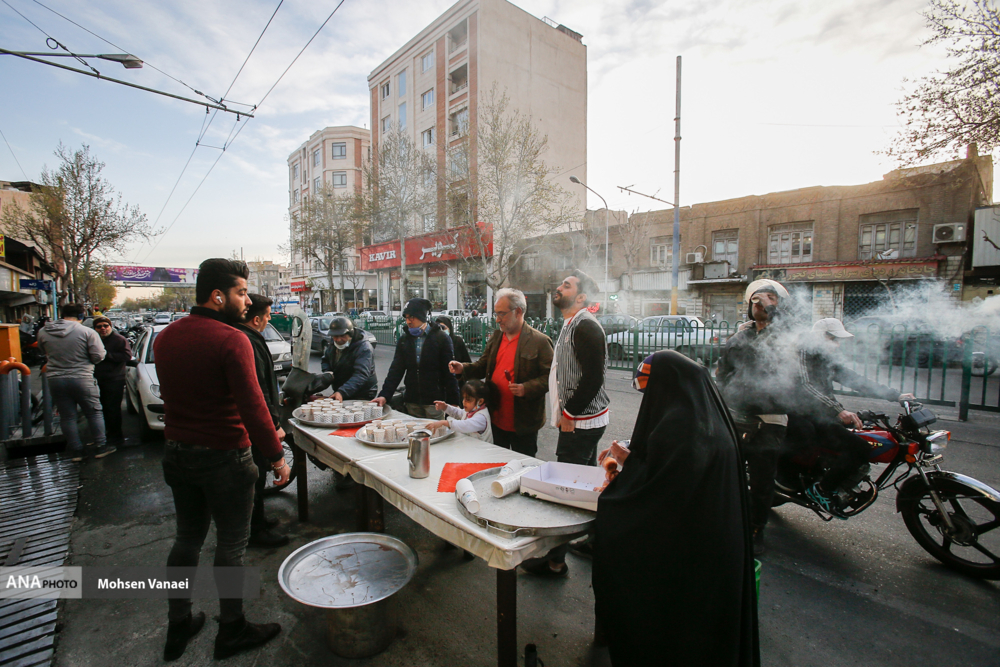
[422,213,436,232]
[421,89,435,110]
[423,166,436,189]
[313,176,321,192]
[292,163,299,180]
[449,20,468,54]
[768,222,813,264]
[450,108,469,136]
[650,236,674,265]
[293,188,299,204]
[398,102,407,129]
[521,254,538,274]
[421,51,434,72]
[712,229,738,266]
[398,69,407,96]
[332,171,347,188]
[858,210,918,260]
[331,142,346,159]
[380,81,390,99]
[450,64,468,95]
[382,115,392,134]
[422,128,435,147]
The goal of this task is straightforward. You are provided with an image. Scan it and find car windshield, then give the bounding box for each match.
[145,331,158,363]
[262,324,283,342]
[319,318,332,330]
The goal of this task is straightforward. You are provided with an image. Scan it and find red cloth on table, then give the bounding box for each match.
[490,332,520,432]
[330,426,362,437]
[436,462,505,493]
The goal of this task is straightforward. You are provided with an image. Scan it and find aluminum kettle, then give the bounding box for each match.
[407,429,432,479]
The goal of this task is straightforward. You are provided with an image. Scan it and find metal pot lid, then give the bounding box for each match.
[278,533,418,609]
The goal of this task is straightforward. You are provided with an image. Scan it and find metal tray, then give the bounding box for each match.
[278,533,418,609]
[292,407,394,429]
[355,426,454,449]
[455,467,595,539]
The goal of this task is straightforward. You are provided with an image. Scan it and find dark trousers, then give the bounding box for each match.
[492,425,539,458]
[787,416,871,492]
[549,425,606,564]
[738,423,785,529]
[162,444,257,623]
[97,377,125,443]
[50,376,106,451]
[250,445,269,534]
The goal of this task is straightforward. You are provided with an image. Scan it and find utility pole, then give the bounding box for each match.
[671,56,682,316]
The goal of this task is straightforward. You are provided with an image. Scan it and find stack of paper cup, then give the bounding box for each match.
[498,459,523,477]
[456,478,480,513]
[491,466,534,498]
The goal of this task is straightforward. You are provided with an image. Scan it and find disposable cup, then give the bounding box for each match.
[456,478,480,513]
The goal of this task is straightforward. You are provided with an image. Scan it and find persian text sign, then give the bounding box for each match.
[758,260,940,283]
[290,280,308,293]
[359,224,493,271]
[105,266,198,284]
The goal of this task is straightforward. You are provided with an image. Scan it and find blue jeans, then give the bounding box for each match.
[162,443,258,623]
[49,376,106,452]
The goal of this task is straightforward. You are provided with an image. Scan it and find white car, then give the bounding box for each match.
[125,324,167,440]
[262,323,293,379]
[605,315,707,361]
[153,312,172,325]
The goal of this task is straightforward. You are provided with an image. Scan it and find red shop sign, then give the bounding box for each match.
[359,223,492,271]
[290,280,308,293]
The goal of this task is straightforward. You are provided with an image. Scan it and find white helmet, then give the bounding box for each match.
[744,279,789,303]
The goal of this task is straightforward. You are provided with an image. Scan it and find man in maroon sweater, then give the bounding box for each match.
[154,258,289,662]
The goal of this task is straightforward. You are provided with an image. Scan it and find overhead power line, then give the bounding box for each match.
[0,125,29,180]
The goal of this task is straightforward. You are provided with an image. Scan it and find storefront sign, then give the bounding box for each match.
[359,224,492,271]
[0,234,5,260]
[290,280,308,293]
[20,279,52,291]
[754,259,940,283]
[105,265,198,284]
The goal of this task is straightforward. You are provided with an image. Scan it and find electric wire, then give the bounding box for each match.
[0,125,29,181]
[137,0,347,264]
[2,0,99,74]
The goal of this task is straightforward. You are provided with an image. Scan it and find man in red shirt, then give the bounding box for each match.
[449,288,552,456]
[154,259,289,662]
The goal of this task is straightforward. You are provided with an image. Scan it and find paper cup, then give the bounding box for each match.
[373,428,386,443]
[456,478,480,514]
[498,459,523,477]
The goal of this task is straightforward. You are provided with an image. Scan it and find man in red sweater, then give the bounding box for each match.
[154,258,289,662]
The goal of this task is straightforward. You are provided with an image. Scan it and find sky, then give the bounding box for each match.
[0,0,964,280]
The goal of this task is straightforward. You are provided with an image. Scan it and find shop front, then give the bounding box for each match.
[359,226,493,315]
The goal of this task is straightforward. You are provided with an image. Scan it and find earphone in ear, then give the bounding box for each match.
[215,295,224,304]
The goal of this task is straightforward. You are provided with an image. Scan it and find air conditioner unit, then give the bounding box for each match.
[685,252,704,264]
[933,223,967,243]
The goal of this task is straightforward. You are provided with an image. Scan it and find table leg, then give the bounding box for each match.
[354,482,368,532]
[292,440,308,522]
[365,487,384,533]
[497,568,517,667]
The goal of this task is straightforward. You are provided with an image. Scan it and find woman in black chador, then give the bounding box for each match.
[593,350,760,667]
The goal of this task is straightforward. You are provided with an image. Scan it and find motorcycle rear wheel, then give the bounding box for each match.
[262,437,297,495]
[898,477,1000,580]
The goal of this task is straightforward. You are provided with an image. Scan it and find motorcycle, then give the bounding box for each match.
[773,401,1000,580]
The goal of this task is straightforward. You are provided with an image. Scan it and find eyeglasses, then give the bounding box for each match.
[494,310,512,320]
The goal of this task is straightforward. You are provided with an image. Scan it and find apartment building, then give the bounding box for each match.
[364,0,587,313]
[247,260,289,299]
[286,126,375,313]
[513,149,994,322]
[0,180,58,323]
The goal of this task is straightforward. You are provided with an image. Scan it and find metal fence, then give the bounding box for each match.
[355,316,998,418]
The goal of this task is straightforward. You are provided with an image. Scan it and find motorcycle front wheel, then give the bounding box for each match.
[898,476,1000,580]
[262,438,297,495]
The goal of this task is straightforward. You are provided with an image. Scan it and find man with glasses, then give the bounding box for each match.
[449,288,553,456]
[93,316,133,450]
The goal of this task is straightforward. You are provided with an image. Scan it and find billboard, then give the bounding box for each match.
[358,223,493,271]
[105,266,199,284]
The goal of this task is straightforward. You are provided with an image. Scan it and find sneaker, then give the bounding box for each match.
[805,483,847,520]
[751,526,766,557]
[68,450,85,463]
[569,536,594,559]
[164,611,206,661]
[213,616,281,660]
[247,529,290,549]
[520,558,569,578]
[93,444,117,459]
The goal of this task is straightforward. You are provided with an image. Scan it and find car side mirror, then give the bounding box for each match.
[126,359,139,367]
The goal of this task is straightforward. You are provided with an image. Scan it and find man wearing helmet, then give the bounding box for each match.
[318,316,377,401]
[716,279,794,556]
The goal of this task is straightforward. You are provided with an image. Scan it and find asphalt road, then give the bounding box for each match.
[52,344,999,666]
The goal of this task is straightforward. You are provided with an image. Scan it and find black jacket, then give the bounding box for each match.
[793,339,901,420]
[379,321,460,406]
[234,323,280,428]
[94,331,132,381]
[320,328,377,399]
[435,315,472,364]
[716,324,796,419]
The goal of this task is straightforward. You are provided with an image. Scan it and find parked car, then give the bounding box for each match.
[262,322,293,379]
[606,315,707,361]
[847,315,962,368]
[153,312,172,325]
[358,310,390,322]
[310,316,378,355]
[596,314,639,335]
[171,312,189,321]
[125,324,166,441]
[445,309,473,319]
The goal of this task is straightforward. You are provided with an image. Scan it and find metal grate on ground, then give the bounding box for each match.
[0,455,80,667]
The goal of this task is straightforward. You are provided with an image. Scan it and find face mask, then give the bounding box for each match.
[408,326,423,336]
[440,326,450,335]
[334,341,350,350]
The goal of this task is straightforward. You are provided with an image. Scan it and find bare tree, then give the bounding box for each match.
[616,209,651,295]
[448,86,579,291]
[1,144,157,303]
[884,0,1000,164]
[289,184,364,313]
[360,128,436,308]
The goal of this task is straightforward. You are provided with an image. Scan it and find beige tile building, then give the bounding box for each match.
[367,0,587,229]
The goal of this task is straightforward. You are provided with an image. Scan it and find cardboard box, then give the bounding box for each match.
[519,462,604,512]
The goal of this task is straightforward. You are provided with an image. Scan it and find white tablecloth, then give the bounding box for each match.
[290,419,593,570]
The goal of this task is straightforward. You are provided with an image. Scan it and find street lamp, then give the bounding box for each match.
[569,176,610,313]
[1,50,143,68]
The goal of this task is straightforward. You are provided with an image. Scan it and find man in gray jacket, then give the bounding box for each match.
[38,303,112,461]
